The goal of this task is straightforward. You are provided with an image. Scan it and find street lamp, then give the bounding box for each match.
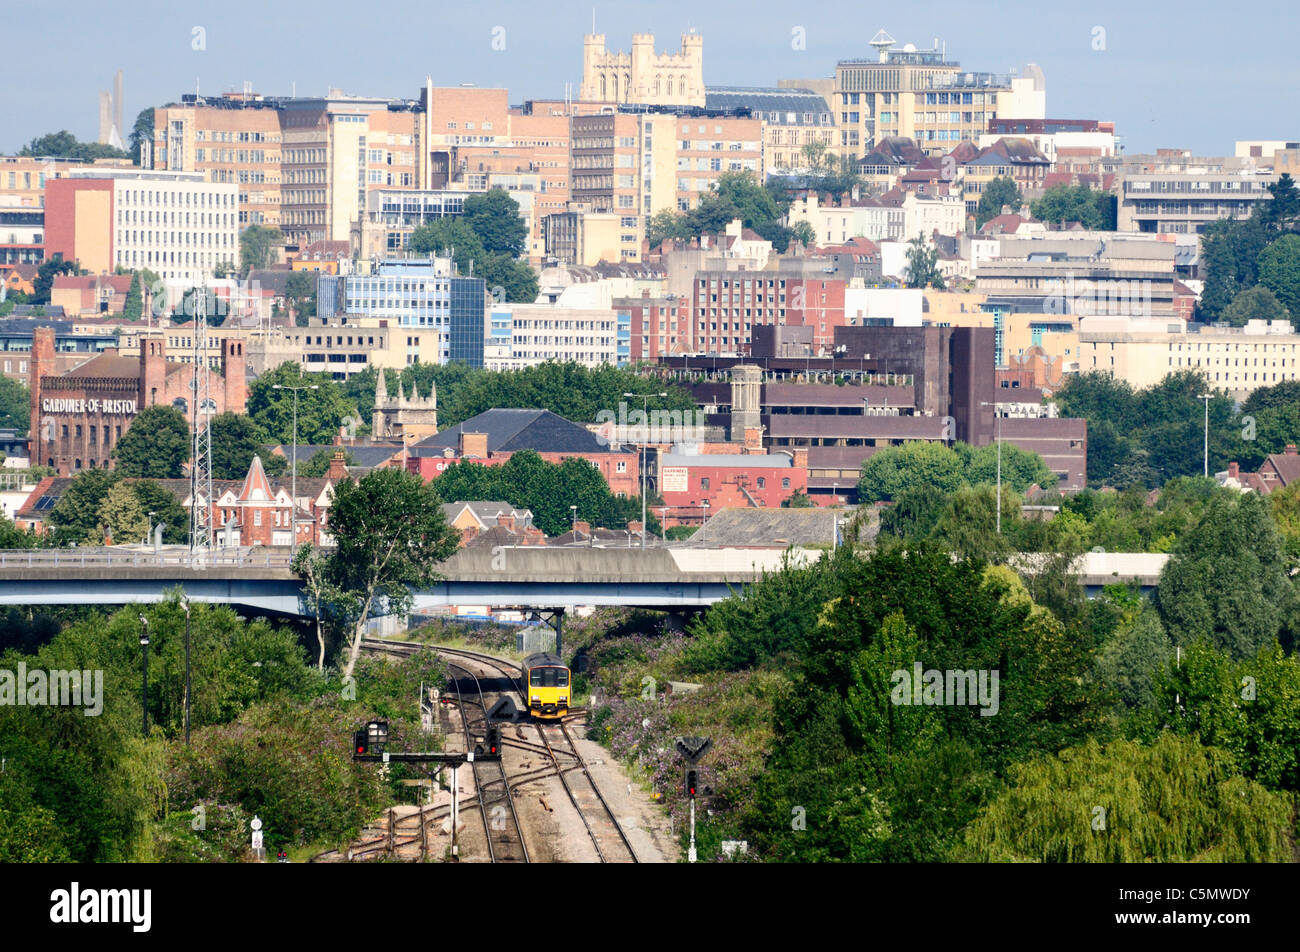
[146,510,157,545]
[570,505,578,542]
[138,616,149,739]
[1197,393,1212,478]
[273,383,319,549]
[978,400,1003,535]
[701,500,709,543]
[623,391,667,550]
[180,596,192,747]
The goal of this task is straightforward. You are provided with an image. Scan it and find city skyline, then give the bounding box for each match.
[1,0,1297,157]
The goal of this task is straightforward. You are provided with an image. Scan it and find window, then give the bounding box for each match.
[782,478,791,489]
[254,510,262,526]
[701,477,710,490]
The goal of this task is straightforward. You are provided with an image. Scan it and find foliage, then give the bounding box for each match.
[320,467,460,680]
[298,446,353,478]
[858,440,1054,502]
[210,412,268,480]
[1221,284,1290,326]
[49,468,120,544]
[284,271,317,325]
[1154,491,1292,659]
[433,449,656,536]
[247,363,358,446]
[462,188,528,257]
[649,209,694,247]
[32,255,85,304]
[112,405,191,478]
[961,734,1292,862]
[976,176,1021,228]
[1257,233,1300,324]
[781,491,816,509]
[0,375,29,435]
[1030,184,1117,230]
[477,252,538,303]
[238,225,284,275]
[130,480,190,544]
[903,235,945,289]
[19,130,129,162]
[410,217,483,273]
[128,108,154,165]
[121,271,144,321]
[98,482,150,545]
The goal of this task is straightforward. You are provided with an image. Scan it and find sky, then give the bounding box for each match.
[2,0,1297,156]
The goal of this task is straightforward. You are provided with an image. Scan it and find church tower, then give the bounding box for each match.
[372,372,439,442]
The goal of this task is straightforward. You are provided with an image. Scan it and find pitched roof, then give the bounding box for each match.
[239,455,275,502]
[413,408,633,456]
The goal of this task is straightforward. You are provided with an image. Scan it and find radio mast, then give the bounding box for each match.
[189,286,215,560]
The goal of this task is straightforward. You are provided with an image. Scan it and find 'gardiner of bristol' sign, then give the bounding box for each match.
[42,397,138,415]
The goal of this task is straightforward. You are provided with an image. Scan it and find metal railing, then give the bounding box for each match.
[0,546,296,570]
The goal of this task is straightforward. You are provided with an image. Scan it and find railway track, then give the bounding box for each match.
[359,637,640,863]
[445,659,530,863]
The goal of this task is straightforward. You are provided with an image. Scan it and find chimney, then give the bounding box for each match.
[1228,461,1239,479]
[139,332,166,411]
[573,519,591,537]
[460,431,488,458]
[222,337,247,414]
[1286,444,1298,456]
[743,425,763,452]
[30,326,55,466]
[792,448,809,470]
[496,513,516,532]
[327,449,348,481]
[627,520,643,537]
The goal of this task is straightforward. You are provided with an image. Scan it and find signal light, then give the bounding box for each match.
[353,730,368,757]
[486,725,501,759]
[684,768,698,798]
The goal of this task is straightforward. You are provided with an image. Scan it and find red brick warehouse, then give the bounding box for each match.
[28,325,247,475]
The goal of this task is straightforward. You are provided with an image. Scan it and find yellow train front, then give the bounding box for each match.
[521,652,571,719]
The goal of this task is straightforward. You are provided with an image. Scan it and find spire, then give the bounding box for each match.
[427,378,437,408]
[397,378,406,405]
[240,454,274,502]
[375,368,388,404]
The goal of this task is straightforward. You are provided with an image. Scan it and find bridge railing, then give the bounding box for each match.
[0,547,296,569]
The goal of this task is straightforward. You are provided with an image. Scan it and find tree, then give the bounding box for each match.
[128,108,154,165]
[478,253,538,304]
[246,363,357,446]
[299,446,353,478]
[129,479,189,544]
[409,218,485,274]
[0,376,28,435]
[48,469,119,544]
[461,189,527,257]
[961,734,1292,862]
[120,272,143,321]
[238,225,284,275]
[1154,492,1291,659]
[20,131,128,162]
[649,209,693,247]
[1260,172,1300,232]
[976,176,1022,228]
[292,544,355,670]
[781,491,816,509]
[209,412,268,480]
[284,271,317,326]
[903,235,945,289]
[711,171,783,229]
[790,220,817,248]
[1256,234,1300,324]
[97,482,150,545]
[859,441,966,502]
[685,190,741,235]
[323,468,460,680]
[32,255,84,304]
[1030,184,1115,230]
[112,405,190,478]
[1198,216,1269,323]
[1220,284,1291,326]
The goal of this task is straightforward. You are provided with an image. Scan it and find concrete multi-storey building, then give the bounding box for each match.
[318,257,486,366]
[1118,167,1276,234]
[487,277,621,368]
[147,94,285,229]
[1078,316,1300,395]
[44,169,238,287]
[704,87,835,174]
[833,32,1045,157]
[580,32,706,107]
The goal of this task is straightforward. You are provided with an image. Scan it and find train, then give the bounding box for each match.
[521,652,571,720]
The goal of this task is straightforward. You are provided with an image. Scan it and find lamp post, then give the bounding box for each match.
[181,596,192,747]
[570,505,578,542]
[978,400,1003,534]
[623,391,667,550]
[146,510,156,545]
[273,383,318,549]
[138,616,149,739]
[1197,392,1212,478]
[701,500,709,542]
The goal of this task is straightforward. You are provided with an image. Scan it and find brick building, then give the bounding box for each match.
[28,325,247,475]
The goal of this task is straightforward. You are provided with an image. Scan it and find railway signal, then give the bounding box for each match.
[684,768,699,798]
[486,725,501,759]
[353,731,368,756]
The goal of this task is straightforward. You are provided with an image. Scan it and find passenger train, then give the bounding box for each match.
[521,652,571,720]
